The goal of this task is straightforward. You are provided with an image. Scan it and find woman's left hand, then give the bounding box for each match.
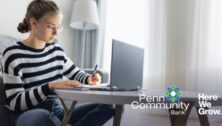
[88,73,101,85]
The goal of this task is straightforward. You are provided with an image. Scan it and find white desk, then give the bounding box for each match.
[55,89,220,126]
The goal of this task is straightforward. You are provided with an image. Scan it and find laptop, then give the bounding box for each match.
[77,39,144,91]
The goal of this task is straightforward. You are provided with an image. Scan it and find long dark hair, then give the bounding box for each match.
[17,0,60,33]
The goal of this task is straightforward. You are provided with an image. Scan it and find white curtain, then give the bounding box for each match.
[102,0,147,77]
[186,0,222,93]
[147,0,222,93]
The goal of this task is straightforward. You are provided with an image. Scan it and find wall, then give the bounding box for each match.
[0,0,75,60]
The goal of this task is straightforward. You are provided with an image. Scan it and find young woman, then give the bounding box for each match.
[2,0,114,125]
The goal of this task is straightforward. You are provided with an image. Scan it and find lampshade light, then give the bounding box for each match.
[70,0,99,30]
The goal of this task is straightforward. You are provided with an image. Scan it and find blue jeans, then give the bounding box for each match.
[16,101,115,126]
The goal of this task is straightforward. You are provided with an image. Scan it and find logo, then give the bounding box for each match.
[165,86,181,102]
[130,85,190,115]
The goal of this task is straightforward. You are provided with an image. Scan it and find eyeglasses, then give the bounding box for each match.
[46,25,63,33]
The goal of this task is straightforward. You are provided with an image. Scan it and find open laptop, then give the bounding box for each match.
[77,39,144,91]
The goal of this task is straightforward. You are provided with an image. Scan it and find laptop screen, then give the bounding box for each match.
[110,39,144,90]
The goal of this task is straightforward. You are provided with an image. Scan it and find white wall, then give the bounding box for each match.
[0,0,75,60]
[0,0,29,39]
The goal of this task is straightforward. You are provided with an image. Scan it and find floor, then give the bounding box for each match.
[104,105,222,126]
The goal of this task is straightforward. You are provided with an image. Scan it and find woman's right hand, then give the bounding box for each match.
[48,80,81,89]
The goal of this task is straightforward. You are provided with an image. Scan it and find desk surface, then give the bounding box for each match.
[55,89,209,105]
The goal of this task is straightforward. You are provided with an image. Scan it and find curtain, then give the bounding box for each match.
[73,0,106,69]
[186,0,222,93]
[147,0,222,93]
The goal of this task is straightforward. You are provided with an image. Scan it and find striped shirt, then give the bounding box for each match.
[2,41,90,112]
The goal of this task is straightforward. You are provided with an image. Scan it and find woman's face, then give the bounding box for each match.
[33,12,63,43]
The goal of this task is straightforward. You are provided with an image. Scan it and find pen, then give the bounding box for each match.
[94,64,98,75]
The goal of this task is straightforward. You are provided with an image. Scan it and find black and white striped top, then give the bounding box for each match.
[2,41,90,112]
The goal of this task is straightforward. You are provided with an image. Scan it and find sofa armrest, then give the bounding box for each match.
[83,69,109,83]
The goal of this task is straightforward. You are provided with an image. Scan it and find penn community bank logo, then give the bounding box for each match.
[165,86,181,102]
[130,85,190,115]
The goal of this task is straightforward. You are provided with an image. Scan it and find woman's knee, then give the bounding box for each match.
[16,109,59,126]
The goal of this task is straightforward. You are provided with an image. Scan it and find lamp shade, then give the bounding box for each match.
[70,0,99,30]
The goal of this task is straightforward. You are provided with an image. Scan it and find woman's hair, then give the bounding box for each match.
[17,0,60,33]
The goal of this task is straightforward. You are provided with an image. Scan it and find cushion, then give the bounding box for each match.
[0,34,18,57]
